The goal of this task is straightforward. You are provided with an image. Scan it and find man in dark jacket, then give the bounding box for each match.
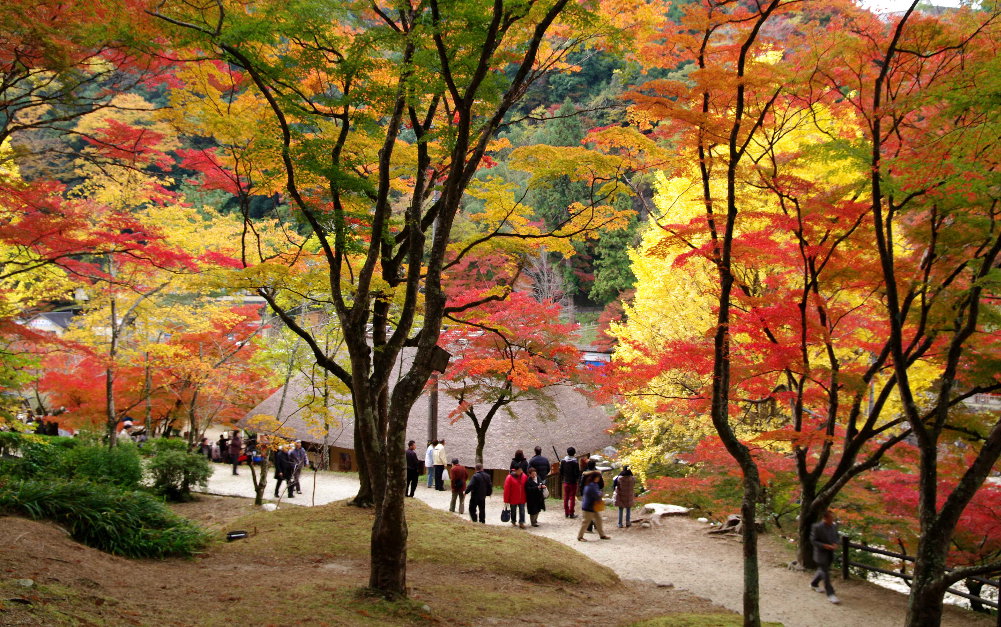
[528,446,551,482]
[289,440,308,494]
[405,440,420,497]
[810,509,842,604]
[559,447,581,518]
[273,445,294,499]
[464,463,493,523]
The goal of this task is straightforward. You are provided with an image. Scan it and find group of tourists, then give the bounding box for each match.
[200,429,310,499]
[199,429,252,475]
[404,441,639,536]
[501,454,547,528]
[271,440,309,499]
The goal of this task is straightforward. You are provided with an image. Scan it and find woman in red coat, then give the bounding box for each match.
[503,466,528,529]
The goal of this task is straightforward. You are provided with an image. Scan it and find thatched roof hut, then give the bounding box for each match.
[242,350,617,471]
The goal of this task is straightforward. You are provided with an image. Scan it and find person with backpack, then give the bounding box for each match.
[464,463,493,523]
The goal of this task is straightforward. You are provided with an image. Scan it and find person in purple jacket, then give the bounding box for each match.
[577,472,610,541]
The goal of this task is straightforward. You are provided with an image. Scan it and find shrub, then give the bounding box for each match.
[145,438,212,502]
[12,436,77,478]
[0,479,211,558]
[63,442,143,489]
[0,432,78,457]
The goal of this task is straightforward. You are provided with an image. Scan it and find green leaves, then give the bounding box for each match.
[0,479,210,558]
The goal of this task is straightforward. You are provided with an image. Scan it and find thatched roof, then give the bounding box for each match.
[242,350,618,469]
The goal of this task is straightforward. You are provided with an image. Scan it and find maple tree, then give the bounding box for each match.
[806,3,1001,623]
[605,2,1001,623]
[439,289,582,465]
[617,1,815,622]
[148,0,636,597]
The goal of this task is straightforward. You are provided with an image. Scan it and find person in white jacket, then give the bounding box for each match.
[425,440,436,488]
[433,439,447,490]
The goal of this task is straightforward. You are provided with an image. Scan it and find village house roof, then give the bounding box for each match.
[241,349,618,469]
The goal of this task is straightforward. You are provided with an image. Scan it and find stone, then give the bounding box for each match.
[15,579,34,588]
[642,503,691,517]
[697,517,709,523]
[261,503,278,512]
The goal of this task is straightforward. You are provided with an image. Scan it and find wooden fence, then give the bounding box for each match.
[841,537,999,626]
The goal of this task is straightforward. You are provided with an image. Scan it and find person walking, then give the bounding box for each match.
[525,467,546,527]
[559,447,581,518]
[577,473,610,541]
[273,444,294,499]
[449,458,468,514]
[509,449,529,474]
[810,509,842,604]
[503,465,528,529]
[580,459,604,534]
[289,440,308,495]
[405,440,420,497]
[217,434,229,463]
[613,466,636,528]
[229,430,243,475]
[465,463,492,524]
[425,440,436,488]
[433,438,447,490]
[528,446,551,483]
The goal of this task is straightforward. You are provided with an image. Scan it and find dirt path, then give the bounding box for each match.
[207,466,992,627]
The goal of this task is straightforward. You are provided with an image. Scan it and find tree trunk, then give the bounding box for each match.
[367,431,408,597]
[905,532,948,627]
[475,427,487,466]
[186,388,200,447]
[351,414,373,507]
[249,457,269,506]
[740,472,761,625]
[795,488,821,569]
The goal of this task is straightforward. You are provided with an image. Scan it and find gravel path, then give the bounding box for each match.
[206,466,990,627]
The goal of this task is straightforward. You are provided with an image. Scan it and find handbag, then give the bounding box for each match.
[540,484,550,499]
[501,506,511,523]
[593,500,605,512]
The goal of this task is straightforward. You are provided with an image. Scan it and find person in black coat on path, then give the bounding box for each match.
[273,445,294,498]
[464,463,493,524]
[405,440,420,497]
[525,467,546,527]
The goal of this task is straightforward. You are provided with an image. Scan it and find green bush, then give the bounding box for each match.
[0,479,211,558]
[145,438,212,502]
[3,435,142,489]
[63,442,143,489]
[0,432,78,457]
[14,437,76,478]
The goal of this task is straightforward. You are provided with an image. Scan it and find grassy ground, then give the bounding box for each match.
[0,495,739,626]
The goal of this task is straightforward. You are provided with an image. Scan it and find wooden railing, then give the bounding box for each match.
[841,537,1000,626]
